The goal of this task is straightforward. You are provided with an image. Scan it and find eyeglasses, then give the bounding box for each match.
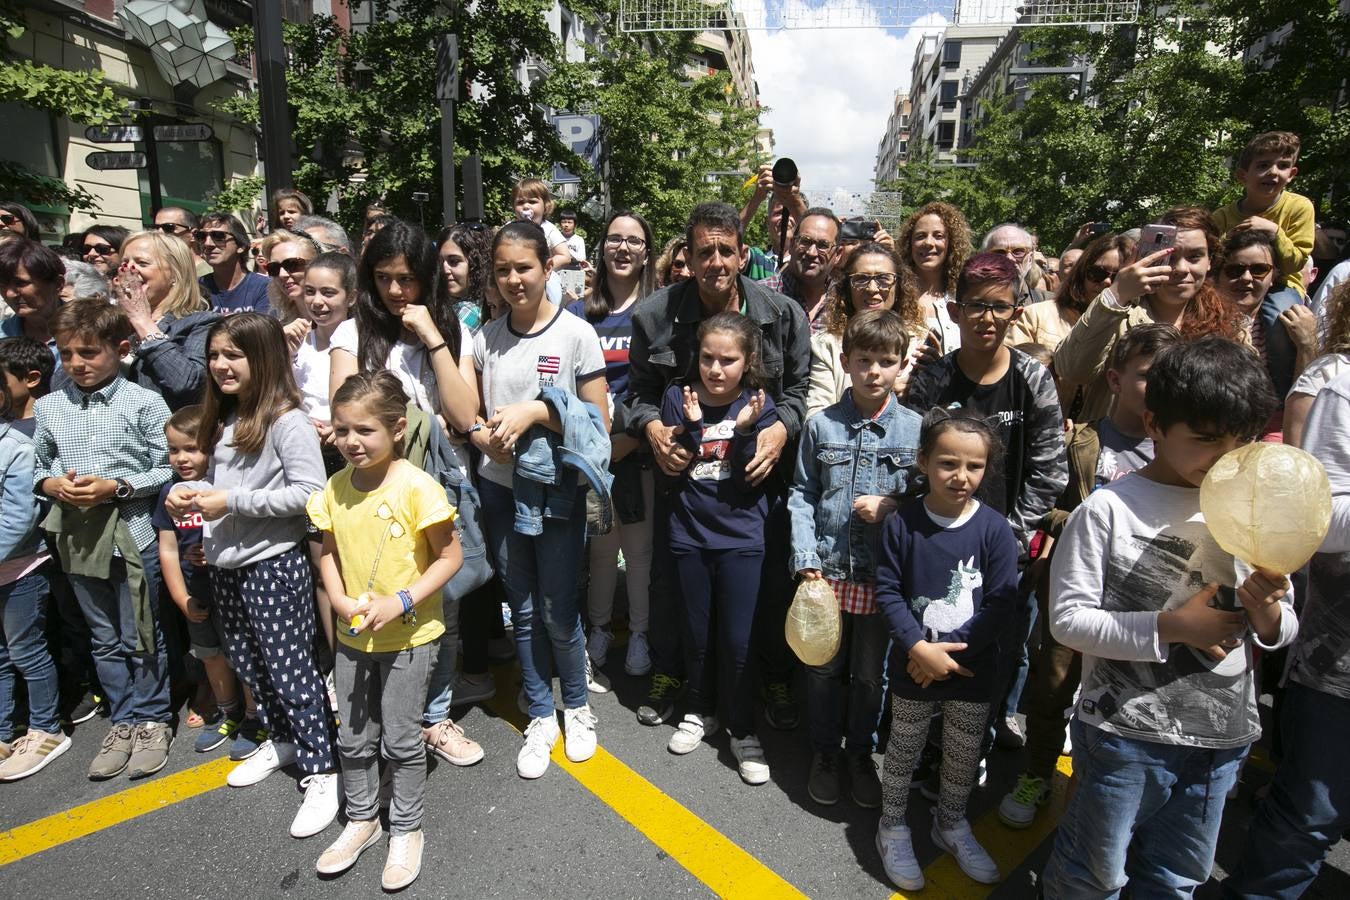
[848,272,897,289]
[193,229,235,246]
[1084,265,1118,283]
[604,235,647,251]
[0,213,17,227]
[1222,262,1275,279]
[987,246,1031,260]
[793,237,835,254]
[84,243,115,256]
[152,222,191,235]
[957,301,1020,319]
[266,257,310,277]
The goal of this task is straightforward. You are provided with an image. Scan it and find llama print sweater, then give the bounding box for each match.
[875,496,1021,701]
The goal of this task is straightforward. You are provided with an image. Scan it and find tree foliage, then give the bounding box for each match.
[0,2,124,212]
[882,0,1350,250]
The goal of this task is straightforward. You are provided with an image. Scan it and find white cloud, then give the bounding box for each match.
[748,4,946,190]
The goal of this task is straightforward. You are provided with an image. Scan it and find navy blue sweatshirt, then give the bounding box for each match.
[875,497,1020,701]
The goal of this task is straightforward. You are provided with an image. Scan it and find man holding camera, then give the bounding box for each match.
[741,162,808,279]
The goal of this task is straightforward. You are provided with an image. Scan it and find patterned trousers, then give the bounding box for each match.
[211,546,334,775]
[880,695,989,830]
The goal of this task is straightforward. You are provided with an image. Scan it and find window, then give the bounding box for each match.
[942,40,962,68]
[937,122,955,149]
[940,80,958,110]
[0,102,68,238]
[138,135,223,218]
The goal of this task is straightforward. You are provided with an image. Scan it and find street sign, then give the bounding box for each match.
[86,151,148,171]
[85,124,144,143]
[550,114,601,185]
[152,123,214,142]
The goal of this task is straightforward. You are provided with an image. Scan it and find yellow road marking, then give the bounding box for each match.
[485,671,810,899]
[0,755,236,867]
[887,755,1075,900]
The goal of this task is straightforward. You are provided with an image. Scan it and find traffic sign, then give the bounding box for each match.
[152,123,214,142]
[86,151,148,171]
[85,125,144,143]
[550,114,601,185]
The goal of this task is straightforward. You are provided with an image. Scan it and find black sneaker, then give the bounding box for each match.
[850,752,883,808]
[807,751,840,805]
[636,674,682,726]
[67,690,106,725]
[762,681,799,730]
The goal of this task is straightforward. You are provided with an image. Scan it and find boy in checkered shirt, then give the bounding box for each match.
[788,309,923,808]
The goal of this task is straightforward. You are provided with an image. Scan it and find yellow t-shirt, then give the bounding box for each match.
[306,459,456,653]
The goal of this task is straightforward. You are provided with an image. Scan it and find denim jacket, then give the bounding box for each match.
[0,422,43,562]
[513,385,613,536]
[787,392,922,582]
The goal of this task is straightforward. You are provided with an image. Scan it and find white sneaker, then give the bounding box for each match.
[586,626,613,667]
[730,735,770,785]
[516,715,560,779]
[291,772,342,838]
[585,654,611,694]
[227,740,297,787]
[932,818,1000,884]
[563,705,598,763]
[625,631,653,676]
[876,822,924,891]
[315,819,383,875]
[381,829,424,891]
[668,713,718,755]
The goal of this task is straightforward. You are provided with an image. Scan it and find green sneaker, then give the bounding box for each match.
[998,773,1050,829]
[637,674,682,726]
[194,715,240,753]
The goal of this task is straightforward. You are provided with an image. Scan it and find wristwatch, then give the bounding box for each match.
[114,479,134,500]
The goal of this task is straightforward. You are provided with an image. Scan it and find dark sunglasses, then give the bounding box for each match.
[1222,262,1275,279]
[152,222,191,235]
[84,242,115,256]
[266,257,310,277]
[0,213,17,227]
[193,229,235,245]
[1084,265,1118,283]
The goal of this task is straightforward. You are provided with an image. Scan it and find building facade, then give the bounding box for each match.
[904,23,1010,165]
[873,91,911,186]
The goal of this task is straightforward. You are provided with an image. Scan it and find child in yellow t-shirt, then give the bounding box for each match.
[306,371,462,891]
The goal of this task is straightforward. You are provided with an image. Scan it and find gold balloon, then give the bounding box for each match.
[1200,443,1332,573]
[786,579,842,666]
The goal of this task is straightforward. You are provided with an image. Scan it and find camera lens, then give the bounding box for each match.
[772,157,798,186]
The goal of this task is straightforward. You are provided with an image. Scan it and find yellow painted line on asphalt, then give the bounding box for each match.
[887,755,1075,900]
[0,755,236,867]
[485,671,810,899]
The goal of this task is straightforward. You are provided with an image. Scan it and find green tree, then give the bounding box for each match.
[0,1,124,212]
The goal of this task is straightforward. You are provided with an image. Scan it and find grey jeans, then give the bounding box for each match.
[334,640,435,834]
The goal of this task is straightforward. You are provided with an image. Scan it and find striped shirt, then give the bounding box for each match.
[32,375,173,550]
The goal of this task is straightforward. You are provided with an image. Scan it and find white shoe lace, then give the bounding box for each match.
[568,707,598,732]
[522,717,554,756]
[387,833,412,868]
[300,773,335,801]
[333,820,375,853]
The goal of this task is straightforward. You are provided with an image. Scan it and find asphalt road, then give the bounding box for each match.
[2,643,1348,898]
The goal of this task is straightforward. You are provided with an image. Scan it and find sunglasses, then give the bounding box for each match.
[0,213,17,227]
[152,222,191,235]
[1084,265,1118,283]
[193,229,235,245]
[84,243,115,256]
[266,257,310,277]
[1222,262,1275,279]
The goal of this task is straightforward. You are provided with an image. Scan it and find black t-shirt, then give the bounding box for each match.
[151,481,211,599]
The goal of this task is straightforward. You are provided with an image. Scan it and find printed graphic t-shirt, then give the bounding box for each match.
[306,459,455,653]
[151,480,211,599]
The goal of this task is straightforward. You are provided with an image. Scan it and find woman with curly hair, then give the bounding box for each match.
[806,242,925,418]
[654,236,689,288]
[1285,279,1350,447]
[1054,206,1244,422]
[437,222,494,333]
[896,202,972,354]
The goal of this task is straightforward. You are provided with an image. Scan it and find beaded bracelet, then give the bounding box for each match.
[397,589,417,627]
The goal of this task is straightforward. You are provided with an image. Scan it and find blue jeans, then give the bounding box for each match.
[806,610,889,754]
[1223,682,1350,899]
[421,587,461,725]
[1042,718,1245,899]
[996,586,1038,728]
[0,567,60,735]
[480,478,588,718]
[67,546,170,725]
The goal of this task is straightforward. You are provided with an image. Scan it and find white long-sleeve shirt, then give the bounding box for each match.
[1050,473,1297,748]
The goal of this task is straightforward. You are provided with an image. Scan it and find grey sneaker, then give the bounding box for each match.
[88,722,136,780]
[126,722,172,779]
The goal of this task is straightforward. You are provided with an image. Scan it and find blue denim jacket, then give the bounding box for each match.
[788,392,922,582]
[513,385,613,536]
[0,422,43,562]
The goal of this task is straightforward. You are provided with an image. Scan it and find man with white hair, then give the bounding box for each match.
[983,223,1050,305]
[294,214,353,255]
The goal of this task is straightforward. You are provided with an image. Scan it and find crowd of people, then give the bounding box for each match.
[1,127,1349,896]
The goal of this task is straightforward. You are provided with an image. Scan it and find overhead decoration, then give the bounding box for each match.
[119,0,235,90]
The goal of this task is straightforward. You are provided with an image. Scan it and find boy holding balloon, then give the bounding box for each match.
[1042,337,1298,898]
